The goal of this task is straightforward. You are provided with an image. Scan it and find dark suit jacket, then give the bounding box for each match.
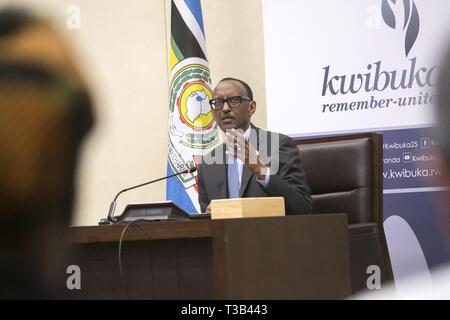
[197,125,312,215]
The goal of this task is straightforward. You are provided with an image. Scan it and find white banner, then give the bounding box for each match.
[262,0,450,283]
[263,0,450,136]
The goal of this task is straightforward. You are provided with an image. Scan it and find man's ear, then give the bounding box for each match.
[248,101,256,116]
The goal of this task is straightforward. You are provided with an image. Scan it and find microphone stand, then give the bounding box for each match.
[107,167,196,223]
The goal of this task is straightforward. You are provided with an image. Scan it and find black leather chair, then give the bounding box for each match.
[294,133,393,294]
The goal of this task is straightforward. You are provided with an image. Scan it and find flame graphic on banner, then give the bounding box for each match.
[381,0,420,57]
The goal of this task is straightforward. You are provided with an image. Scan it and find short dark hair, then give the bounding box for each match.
[437,46,450,168]
[218,77,253,100]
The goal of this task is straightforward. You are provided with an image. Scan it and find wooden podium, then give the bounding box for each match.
[67,214,351,299]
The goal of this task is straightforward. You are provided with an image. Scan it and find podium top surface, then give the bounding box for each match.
[68,214,347,245]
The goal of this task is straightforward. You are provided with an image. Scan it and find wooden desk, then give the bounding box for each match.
[67,214,351,299]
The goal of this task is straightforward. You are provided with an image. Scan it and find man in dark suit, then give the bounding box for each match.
[197,77,311,215]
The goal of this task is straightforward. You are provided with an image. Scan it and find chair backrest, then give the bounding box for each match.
[295,133,383,225]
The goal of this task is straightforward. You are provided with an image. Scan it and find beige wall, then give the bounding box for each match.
[0,0,266,226]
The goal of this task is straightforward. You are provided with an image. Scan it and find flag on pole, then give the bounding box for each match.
[166,0,218,213]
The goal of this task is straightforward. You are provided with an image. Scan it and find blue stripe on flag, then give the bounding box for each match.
[183,0,205,35]
[166,164,198,214]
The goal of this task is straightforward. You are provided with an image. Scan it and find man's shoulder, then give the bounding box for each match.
[203,142,225,156]
[199,142,226,168]
[252,126,296,146]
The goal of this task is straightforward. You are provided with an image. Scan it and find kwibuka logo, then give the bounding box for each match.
[322,58,439,96]
[381,0,420,57]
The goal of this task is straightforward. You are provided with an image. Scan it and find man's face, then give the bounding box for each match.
[211,80,255,131]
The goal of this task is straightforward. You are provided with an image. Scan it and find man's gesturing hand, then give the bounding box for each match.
[224,128,268,180]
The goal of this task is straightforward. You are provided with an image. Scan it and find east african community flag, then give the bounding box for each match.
[166,0,218,213]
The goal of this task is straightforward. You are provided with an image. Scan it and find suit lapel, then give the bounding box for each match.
[239,125,259,197]
[214,144,228,199]
[216,162,227,199]
[239,166,253,197]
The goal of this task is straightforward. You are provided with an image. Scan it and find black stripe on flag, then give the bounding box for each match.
[171,0,206,60]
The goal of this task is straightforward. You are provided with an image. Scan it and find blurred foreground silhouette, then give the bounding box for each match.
[0,8,94,299]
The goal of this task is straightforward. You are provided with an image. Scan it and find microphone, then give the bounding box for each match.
[106,166,197,223]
